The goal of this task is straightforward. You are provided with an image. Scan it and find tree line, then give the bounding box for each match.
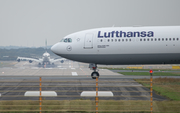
[0,48,58,61]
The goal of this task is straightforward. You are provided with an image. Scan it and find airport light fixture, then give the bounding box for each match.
[149,69,153,75]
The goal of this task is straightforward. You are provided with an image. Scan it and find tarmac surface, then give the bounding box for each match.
[0,61,167,101]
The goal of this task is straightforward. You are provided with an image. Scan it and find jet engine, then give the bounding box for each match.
[17,59,20,62]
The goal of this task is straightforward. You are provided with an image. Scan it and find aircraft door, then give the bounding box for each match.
[84,34,93,49]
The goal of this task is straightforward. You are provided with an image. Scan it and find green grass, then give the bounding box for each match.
[100,67,179,71]
[118,72,180,76]
[135,78,180,101]
[0,100,180,113]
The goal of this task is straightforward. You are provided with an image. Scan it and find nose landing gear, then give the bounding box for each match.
[89,64,99,79]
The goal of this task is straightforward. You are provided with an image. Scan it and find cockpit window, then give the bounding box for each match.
[60,39,64,42]
[60,38,72,43]
[68,38,72,42]
[64,38,68,42]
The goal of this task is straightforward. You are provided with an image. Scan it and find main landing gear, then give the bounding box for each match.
[89,64,99,79]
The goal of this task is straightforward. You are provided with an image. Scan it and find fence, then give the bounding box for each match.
[0,75,179,113]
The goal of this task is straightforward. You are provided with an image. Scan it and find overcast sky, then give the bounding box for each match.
[0,0,180,47]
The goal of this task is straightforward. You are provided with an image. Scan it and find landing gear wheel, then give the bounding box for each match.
[91,72,99,79]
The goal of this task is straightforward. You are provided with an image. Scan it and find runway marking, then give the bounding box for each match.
[71,68,75,69]
[59,68,67,69]
[72,72,78,76]
[45,68,53,69]
[31,67,39,69]
[81,91,113,97]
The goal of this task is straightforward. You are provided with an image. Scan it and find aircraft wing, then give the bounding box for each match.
[17,57,42,63]
[50,58,66,63]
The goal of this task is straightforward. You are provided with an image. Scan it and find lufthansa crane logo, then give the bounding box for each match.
[66,45,72,51]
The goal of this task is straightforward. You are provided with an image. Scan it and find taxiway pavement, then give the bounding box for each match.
[0,61,167,101]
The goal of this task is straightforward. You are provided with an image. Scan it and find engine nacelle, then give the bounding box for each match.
[17,59,20,62]
[61,60,64,63]
[29,60,33,63]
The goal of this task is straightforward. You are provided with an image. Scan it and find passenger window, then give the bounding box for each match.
[126,39,128,41]
[144,39,146,41]
[129,39,131,41]
[147,38,149,41]
[100,39,103,42]
[115,39,117,42]
[158,38,160,41]
[140,39,142,41]
[173,38,175,41]
[122,39,124,42]
[169,38,171,41]
[155,38,157,41]
[108,39,110,42]
[151,38,153,41]
[118,39,121,42]
[177,38,179,41]
[111,39,113,42]
[162,38,164,41]
[166,38,168,41]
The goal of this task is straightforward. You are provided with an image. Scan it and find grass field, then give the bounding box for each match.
[118,72,180,76]
[135,78,180,101]
[100,67,180,71]
[0,100,179,113]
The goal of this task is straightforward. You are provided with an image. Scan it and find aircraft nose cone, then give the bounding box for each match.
[51,43,59,55]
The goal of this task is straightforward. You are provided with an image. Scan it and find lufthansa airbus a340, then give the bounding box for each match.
[51,26,180,79]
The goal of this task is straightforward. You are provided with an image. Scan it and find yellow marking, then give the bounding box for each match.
[172,66,180,69]
[126,67,143,69]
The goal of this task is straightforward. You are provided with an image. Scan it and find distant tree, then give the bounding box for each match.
[0,48,58,61]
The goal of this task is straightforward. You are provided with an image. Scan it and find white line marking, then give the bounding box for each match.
[59,68,67,69]
[72,72,78,76]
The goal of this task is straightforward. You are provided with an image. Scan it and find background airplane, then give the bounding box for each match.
[51,26,180,79]
[17,40,65,65]
[17,51,65,65]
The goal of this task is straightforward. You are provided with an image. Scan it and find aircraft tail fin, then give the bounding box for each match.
[45,39,47,52]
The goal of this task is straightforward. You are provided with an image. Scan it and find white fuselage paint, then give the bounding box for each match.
[51,26,180,65]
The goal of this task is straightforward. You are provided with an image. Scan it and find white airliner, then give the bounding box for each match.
[17,40,66,66]
[17,51,65,65]
[51,26,180,79]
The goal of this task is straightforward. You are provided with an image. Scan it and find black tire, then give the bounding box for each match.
[91,72,99,79]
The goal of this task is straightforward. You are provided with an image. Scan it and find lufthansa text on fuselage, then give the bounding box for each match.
[98,31,154,38]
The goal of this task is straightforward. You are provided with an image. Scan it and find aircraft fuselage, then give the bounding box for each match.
[51,26,180,65]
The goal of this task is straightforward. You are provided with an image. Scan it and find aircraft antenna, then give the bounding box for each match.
[45,39,47,52]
